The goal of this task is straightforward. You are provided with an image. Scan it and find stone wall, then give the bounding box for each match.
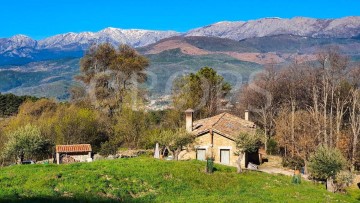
[70,154,91,162]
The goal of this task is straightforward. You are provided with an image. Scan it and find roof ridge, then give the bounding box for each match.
[211,112,227,128]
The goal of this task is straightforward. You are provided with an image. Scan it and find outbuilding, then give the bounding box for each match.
[55,144,92,164]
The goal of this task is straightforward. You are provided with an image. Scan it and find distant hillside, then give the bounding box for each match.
[0,50,262,99]
[146,49,262,96]
[1,16,360,100]
[0,58,79,100]
[2,34,360,100]
[140,35,360,64]
[0,93,38,117]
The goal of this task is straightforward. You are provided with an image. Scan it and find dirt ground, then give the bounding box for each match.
[258,155,309,180]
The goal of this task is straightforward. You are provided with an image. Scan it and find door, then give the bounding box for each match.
[196,149,206,161]
[220,149,230,165]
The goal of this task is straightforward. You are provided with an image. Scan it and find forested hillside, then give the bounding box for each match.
[0,93,38,117]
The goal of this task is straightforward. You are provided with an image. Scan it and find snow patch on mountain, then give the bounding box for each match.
[37,28,180,49]
[0,28,180,59]
[0,34,37,54]
[186,16,360,40]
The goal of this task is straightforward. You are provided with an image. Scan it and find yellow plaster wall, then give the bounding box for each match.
[179,132,246,168]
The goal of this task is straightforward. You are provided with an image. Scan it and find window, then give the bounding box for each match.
[220,149,230,165]
[196,149,206,161]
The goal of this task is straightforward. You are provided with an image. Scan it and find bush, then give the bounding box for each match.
[267,138,279,155]
[2,124,52,162]
[282,156,305,170]
[335,171,354,192]
[308,145,347,180]
[99,141,118,156]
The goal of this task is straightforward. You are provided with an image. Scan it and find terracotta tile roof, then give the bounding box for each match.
[192,113,256,140]
[56,144,92,153]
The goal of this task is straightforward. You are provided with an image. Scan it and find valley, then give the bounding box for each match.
[0,17,360,101]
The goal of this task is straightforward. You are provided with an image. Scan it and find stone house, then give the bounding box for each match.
[179,109,261,168]
[55,144,92,164]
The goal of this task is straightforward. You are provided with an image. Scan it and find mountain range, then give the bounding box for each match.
[1,16,360,100]
[187,16,360,40]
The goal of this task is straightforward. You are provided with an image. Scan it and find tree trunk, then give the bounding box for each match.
[329,87,334,148]
[335,98,345,147]
[350,90,360,171]
[262,108,268,152]
[313,86,322,142]
[236,153,244,173]
[323,75,329,146]
[173,148,182,161]
[291,100,296,156]
[326,177,336,193]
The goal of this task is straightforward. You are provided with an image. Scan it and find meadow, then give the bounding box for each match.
[0,156,359,202]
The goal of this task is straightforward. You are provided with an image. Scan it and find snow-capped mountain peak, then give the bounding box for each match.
[0,34,37,54]
[37,28,180,49]
[186,16,360,40]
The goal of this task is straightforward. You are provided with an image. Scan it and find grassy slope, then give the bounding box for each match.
[0,157,358,203]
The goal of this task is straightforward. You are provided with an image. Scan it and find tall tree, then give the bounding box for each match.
[316,48,349,147]
[172,67,231,118]
[275,110,321,171]
[349,89,360,171]
[238,64,281,150]
[77,43,149,115]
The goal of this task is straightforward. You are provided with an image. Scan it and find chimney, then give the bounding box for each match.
[185,109,194,132]
[245,110,249,121]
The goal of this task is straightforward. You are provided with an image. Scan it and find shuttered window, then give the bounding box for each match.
[196,149,206,161]
[220,149,230,165]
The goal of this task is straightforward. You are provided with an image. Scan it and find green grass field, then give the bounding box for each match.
[0,157,359,203]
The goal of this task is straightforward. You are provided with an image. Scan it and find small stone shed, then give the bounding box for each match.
[55,144,92,164]
[180,109,261,168]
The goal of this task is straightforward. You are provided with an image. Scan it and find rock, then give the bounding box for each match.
[247,162,259,170]
[93,154,104,161]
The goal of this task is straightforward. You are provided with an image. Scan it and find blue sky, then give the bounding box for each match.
[1,0,359,39]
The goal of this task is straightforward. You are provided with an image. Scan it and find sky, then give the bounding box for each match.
[1,0,360,39]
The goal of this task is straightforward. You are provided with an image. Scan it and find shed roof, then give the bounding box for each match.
[192,113,256,140]
[56,144,92,153]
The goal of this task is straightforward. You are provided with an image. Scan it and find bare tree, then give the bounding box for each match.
[316,48,349,147]
[350,89,360,171]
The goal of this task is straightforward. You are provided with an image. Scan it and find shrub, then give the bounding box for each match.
[99,141,118,156]
[335,171,354,192]
[308,145,347,180]
[282,156,305,170]
[2,124,52,162]
[267,138,279,155]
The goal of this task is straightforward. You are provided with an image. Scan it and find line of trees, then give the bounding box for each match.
[0,93,38,117]
[238,48,360,172]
